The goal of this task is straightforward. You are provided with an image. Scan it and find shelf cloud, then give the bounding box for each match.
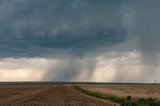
[0,0,160,82]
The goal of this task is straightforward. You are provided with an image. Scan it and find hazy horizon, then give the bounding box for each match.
[0,0,160,83]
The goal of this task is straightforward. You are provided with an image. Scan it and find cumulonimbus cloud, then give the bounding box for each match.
[0,0,129,58]
[0,0,160,82]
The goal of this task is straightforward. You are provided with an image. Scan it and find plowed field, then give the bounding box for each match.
[0,85,112,106]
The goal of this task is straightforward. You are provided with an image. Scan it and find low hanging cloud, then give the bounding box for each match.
[0,0,128,58]
[0,0,160,82]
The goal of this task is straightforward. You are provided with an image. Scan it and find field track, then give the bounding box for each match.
[0,85,112,106]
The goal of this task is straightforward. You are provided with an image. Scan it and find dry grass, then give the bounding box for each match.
[80,84,160,100]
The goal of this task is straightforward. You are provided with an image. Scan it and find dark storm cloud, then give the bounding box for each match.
[2,0,160,82]
[0,0,130,58]
[112,0,160,82]
[0,0,132,81]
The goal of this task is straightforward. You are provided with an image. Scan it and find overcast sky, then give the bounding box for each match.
[0,0,160,83]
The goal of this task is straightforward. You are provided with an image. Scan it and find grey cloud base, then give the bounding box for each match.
[0,0,127,58]
[0,26,126,58]
[0,0,160,82]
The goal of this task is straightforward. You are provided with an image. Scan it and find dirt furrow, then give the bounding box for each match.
[0,85,113,106]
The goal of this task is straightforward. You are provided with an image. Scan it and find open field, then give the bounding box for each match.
[79,84,160,100]
[0,82,159,106]
[0,84,113,106]
[73,84,160,106]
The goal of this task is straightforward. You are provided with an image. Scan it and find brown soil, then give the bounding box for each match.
[0,85,113,106]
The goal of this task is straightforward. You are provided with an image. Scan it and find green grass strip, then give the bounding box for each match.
[71,85,160,106]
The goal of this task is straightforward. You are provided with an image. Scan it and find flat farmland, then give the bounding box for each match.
[0,84,113,106]
[80,84,160,100]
